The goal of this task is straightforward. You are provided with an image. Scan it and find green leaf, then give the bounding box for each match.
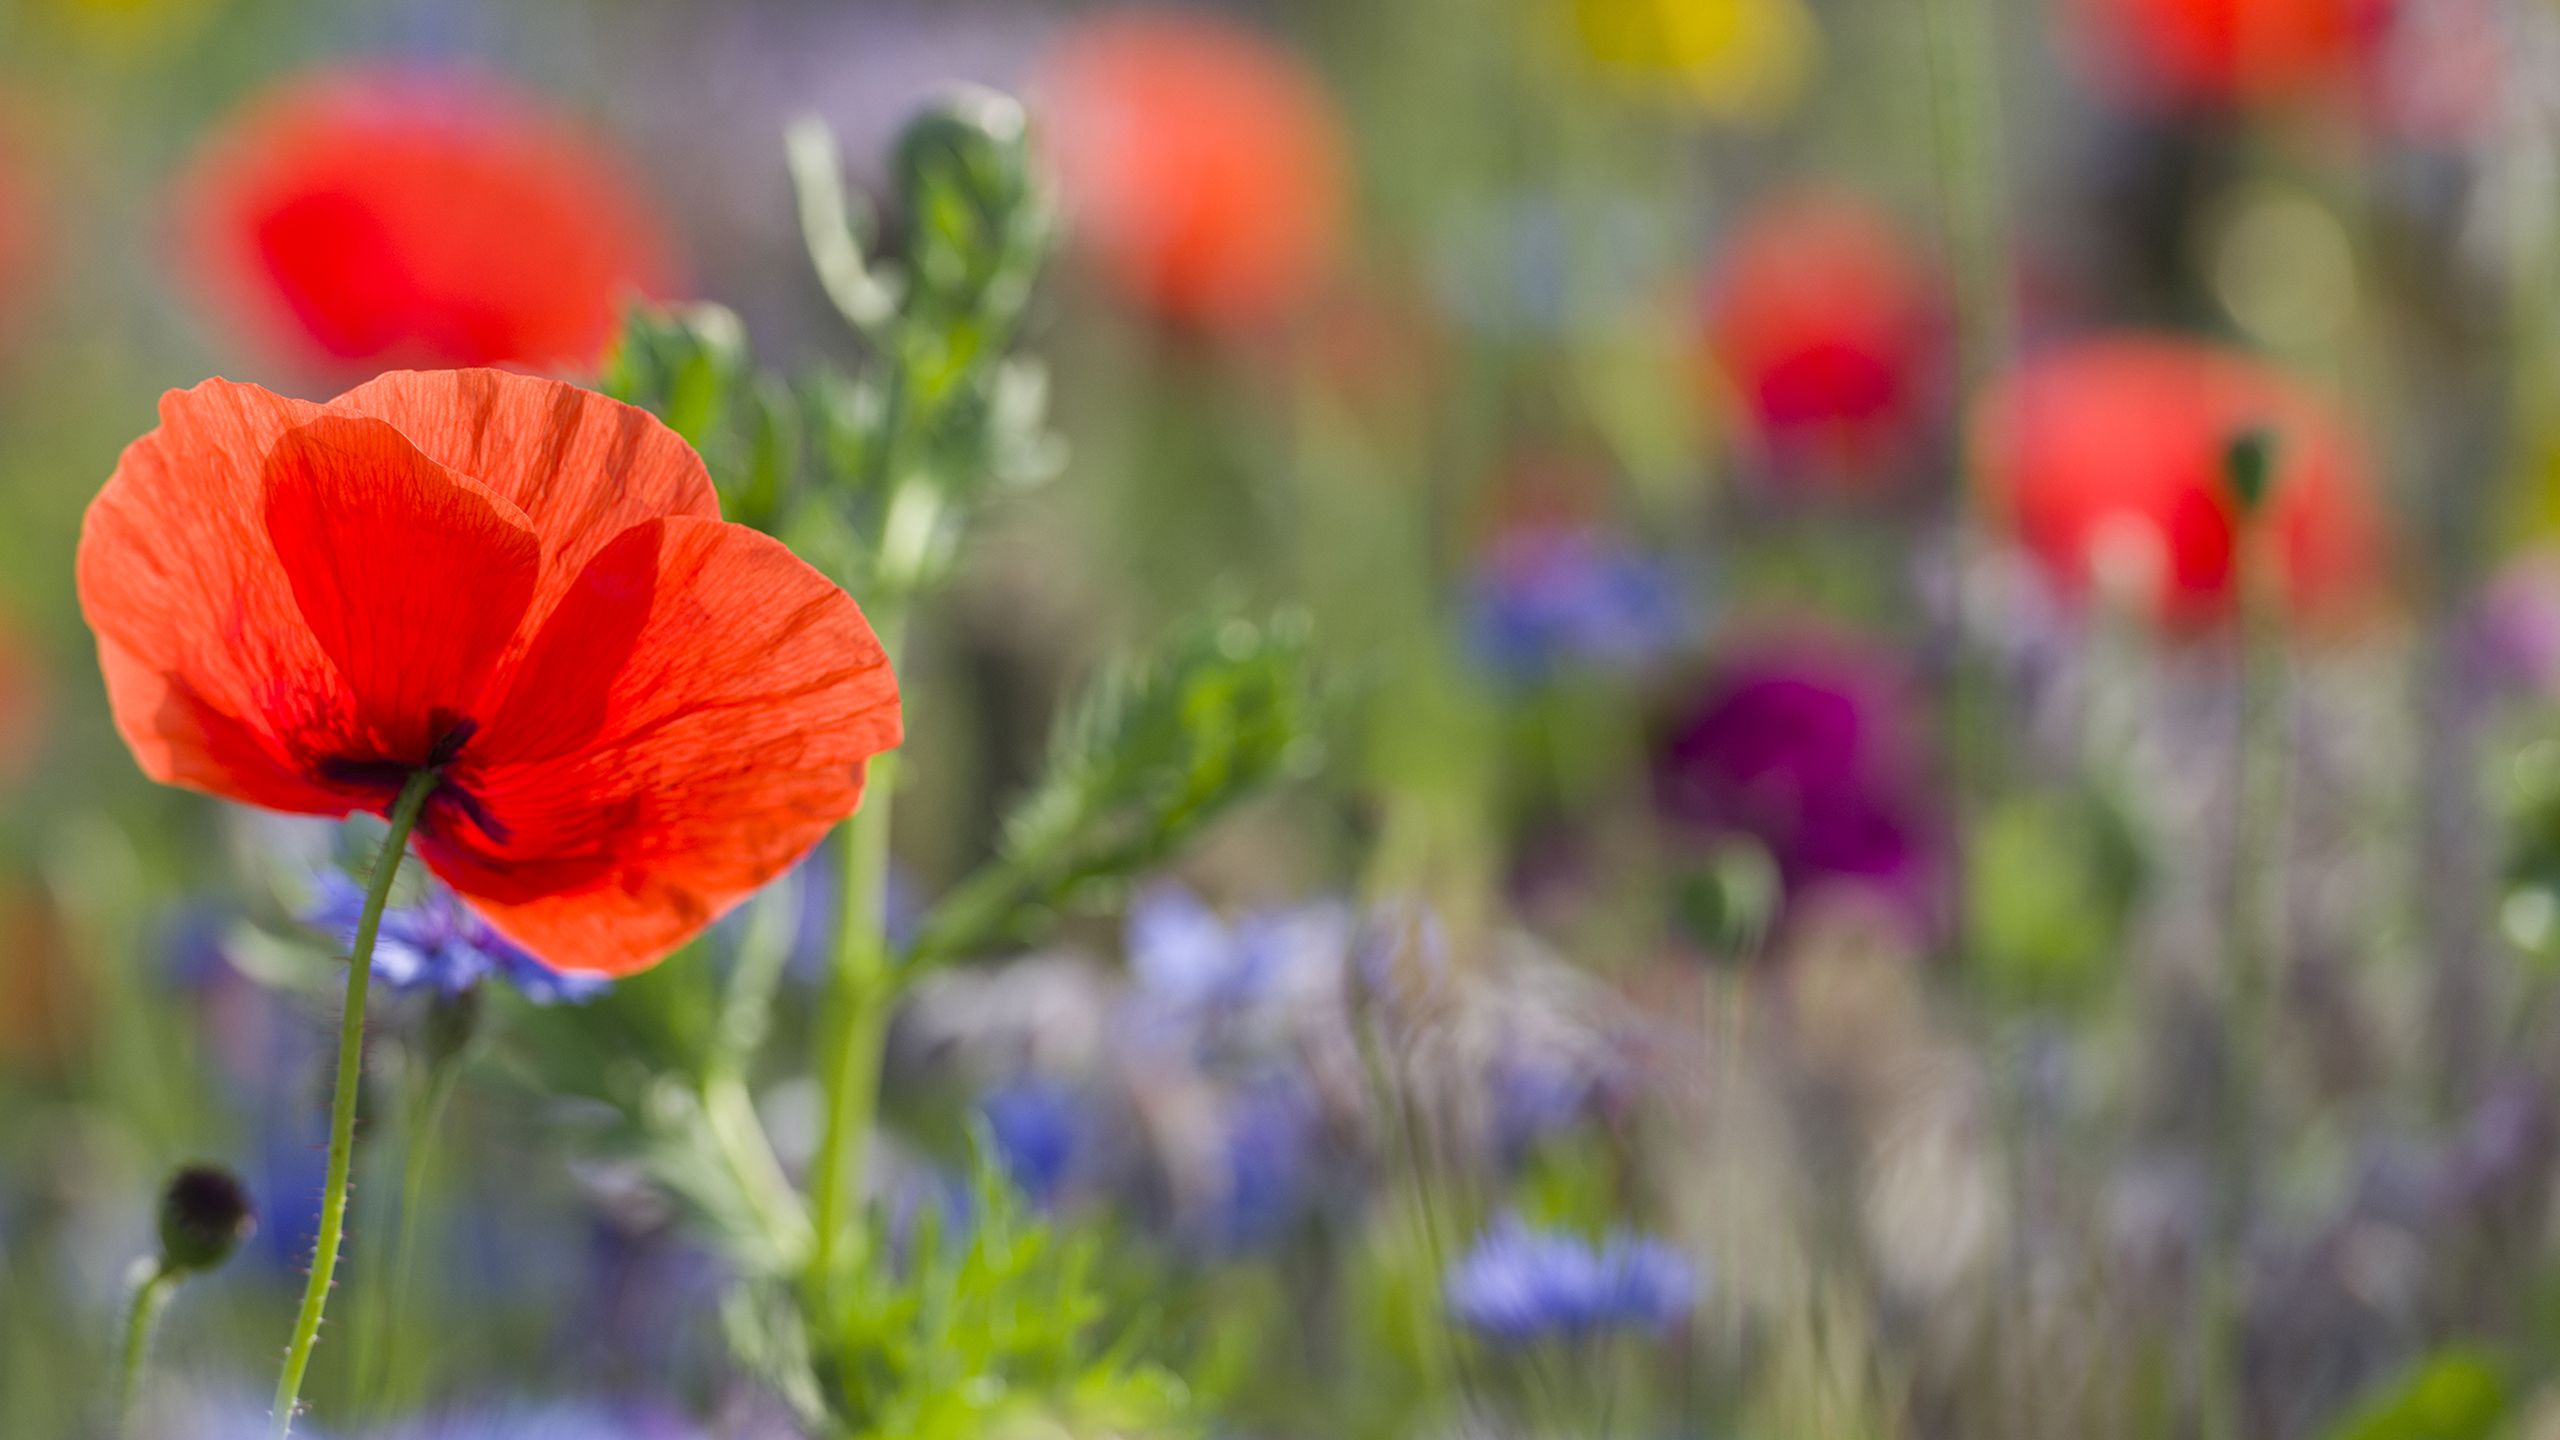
[1965,787,2144,1013]
[907,612,1325,969]
[2323,1348,2506,1440]
[818,1145,1192,1439]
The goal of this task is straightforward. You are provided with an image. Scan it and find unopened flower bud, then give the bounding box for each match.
[2223,426,2278,516]
[157,1163,254,1275]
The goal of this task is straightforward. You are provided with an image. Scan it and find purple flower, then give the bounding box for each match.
[1204,1076,1320,1252]
[377,1400,706,1439]
[1125,883,1351,1012]
[2467,551,2560,700]
[303,873,608,1004]
[1444,1219,1698,1344]
[1467,528,1695,682]
[1655,632,1943,936]
[981,1076,1092,1209]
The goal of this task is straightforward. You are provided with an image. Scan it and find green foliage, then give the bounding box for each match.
[787,93,1063,598]
[906,612,1326,969]
[1672,836,1781,960]
[806,1154,1192,1440]
[2499,739,2560,966]
[2322,1348,2507,1440]
[599,302,802,534]
[1965,787,2144,1012]
[605,92,1061,599]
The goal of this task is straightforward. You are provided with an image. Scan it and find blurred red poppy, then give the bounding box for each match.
[1034,9,1347,332]
[181,69,673,376]
[1702,189,1936,488]
[2069,0,2391,109]
[1975,335,2384,628]
[78,369,901,975]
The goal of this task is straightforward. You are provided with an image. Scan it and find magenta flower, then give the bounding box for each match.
[1655,632,1942,938]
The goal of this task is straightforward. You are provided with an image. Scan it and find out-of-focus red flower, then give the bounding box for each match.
[2069,0,2392,109]
[1034,10,1348,332]
[78,369,901,975]
[180,69,673,376]
[1975,335,2384,629]
[1702,189,1936,486]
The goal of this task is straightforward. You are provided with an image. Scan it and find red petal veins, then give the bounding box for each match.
[261,413,540,764]
[332,369,720,646]
[78,380,359,812]
[419,516,902,974]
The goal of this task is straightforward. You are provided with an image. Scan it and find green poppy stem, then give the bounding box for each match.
[114,1260,176,1430]
[270,768,438,1439]
[809,595,907,1299]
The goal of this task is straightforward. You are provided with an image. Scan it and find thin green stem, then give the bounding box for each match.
[808,605,908,1298]
[270,769,438,1440]
[114,1261,176,1429]
[2203,530,2288,1440]
[704,881,815,1270]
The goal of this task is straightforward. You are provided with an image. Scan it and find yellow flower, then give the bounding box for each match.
[42,0,218,55]
[1569,0,1820,125]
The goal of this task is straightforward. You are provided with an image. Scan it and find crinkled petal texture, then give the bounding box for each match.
[79,369,901,976]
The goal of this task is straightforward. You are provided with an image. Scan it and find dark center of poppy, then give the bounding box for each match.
[318,714,511,843]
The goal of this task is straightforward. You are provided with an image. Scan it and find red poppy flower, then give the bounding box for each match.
[1034,9,1348,332]
[1702,189,1937,487]
[78,369,900,975]
[2068,0,2392,109]
[180,68,673,376]
[1975,335,2384,628]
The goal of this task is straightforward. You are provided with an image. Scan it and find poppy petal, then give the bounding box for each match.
[78,380,357,811]
[95,632,347,813]
[260,413,541,764]
[332,369,720,638]
[419,516,901,974]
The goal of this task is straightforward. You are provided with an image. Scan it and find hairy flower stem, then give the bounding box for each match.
[810,605,908,1298]
[114,1261,176,1429]
[271,768,438,1439]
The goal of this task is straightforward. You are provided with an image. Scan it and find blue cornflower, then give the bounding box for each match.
[1444,1219,1697,1344]
[303,873,607,1004]
[1125,883,1349,1013]
[1204,1076,1320,1252]
[980,1076,1092,1209]
[377,1401,705,1439]
[1466,528,1694,683]
[1490,1052,1606,1164]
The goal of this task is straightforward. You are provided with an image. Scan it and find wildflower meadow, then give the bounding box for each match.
[0,0,2552,1438]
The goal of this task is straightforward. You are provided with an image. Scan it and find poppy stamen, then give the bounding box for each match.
[425,717,478,768]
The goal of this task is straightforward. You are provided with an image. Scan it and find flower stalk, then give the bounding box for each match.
[271,767,439,1439]
[114,1262,176,1430]
[809,602,907,1297]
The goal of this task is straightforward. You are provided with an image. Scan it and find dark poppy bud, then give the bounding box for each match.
[2224,426,2279,516]
[157,1163,254,1274]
